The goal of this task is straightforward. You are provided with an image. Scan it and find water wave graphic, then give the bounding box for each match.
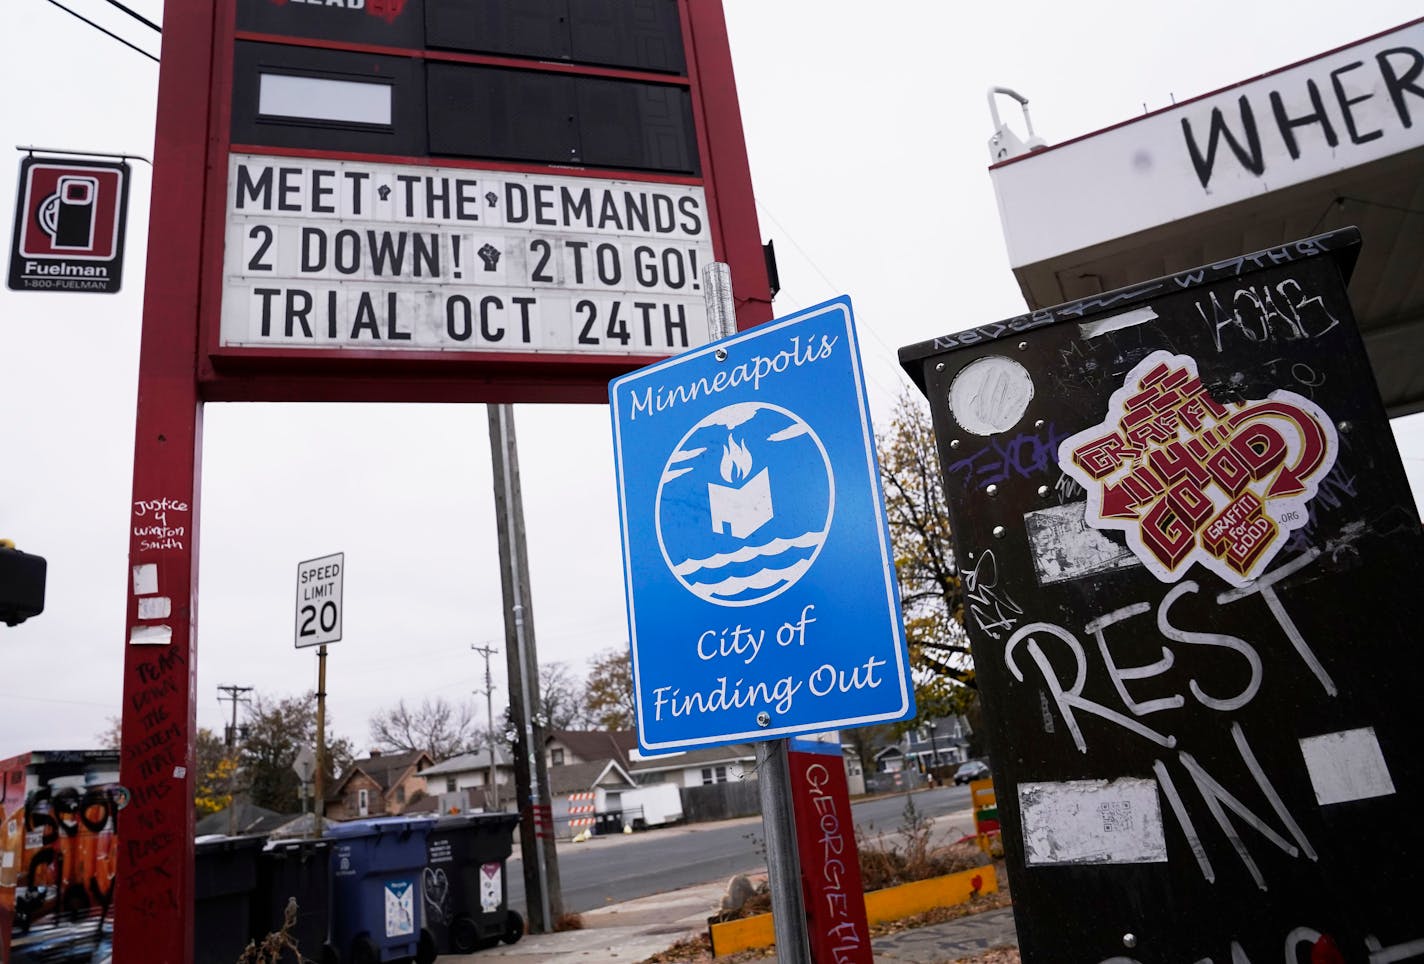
[691,558,815,598]
[672,531,827,577]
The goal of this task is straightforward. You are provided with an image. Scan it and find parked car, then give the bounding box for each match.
[953,760,990,785]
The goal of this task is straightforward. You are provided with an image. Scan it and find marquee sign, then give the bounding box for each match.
[222,155,712,355]
[194,0,772,403]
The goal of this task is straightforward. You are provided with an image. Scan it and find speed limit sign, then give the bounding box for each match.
[295,552,343,648]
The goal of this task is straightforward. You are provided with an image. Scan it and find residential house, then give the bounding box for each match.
[548,758,638,833]
[543,730,638,834]
[420,747,515,812]
[326,749,433,820]
[195,801,290,837]
[627,744,758,788]
[842,746,867,796]
[873,717,972,773]
[544,729,636,770]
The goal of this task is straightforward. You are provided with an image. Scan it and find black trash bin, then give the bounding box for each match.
[194,834,266,964]
[593,810,624,836]
[254,837,337,964]
[422,813,522,954]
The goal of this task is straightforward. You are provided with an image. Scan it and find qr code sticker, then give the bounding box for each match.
[1098,800,1133,833]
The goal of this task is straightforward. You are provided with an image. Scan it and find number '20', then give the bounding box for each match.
[299,601,338,636]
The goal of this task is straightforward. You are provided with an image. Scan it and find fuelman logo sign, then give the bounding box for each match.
[1058,351,1338,586]
[8,156,130,294]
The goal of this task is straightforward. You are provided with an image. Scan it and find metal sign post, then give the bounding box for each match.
[706,265,809,962]
[756,739,810,963]
[314,645,328,837]
[292,745,316,815]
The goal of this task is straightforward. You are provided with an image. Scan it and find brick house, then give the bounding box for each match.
[325,749,433,820]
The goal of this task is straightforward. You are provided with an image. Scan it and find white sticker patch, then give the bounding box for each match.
[137,596,172,620]
[949,355,1034,436]
[1019,778,1167,865]
[132,563,158,595]
[1078,306,1159,339]
[1299,727,1395,805]
[480,862,503,913]
[385,880,415,937]
[1024,504,1140,585]
[128,625,172,646]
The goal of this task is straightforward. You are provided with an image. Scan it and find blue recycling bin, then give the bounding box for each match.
[194,835,266,964]
[326,817,437,964]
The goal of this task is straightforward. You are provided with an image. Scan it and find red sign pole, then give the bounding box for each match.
[108,1,770,957]
[112,0,216,960]
[788,740,874,964]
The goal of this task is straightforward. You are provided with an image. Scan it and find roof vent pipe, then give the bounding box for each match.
[987,86,1049,163]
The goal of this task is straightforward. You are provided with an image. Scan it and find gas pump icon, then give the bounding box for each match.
[38,175,99,251]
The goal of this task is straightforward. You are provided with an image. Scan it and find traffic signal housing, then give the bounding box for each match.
[0,541,47,626]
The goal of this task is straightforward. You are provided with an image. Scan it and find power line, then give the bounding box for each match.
[36,0,158,63]
[101,0,160,32]
[755,198,916,404]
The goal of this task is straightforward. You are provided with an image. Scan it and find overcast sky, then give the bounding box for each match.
[3,1,1421,756]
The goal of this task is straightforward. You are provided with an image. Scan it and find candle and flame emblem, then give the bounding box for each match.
[657,401,834,607]
[708,436,773,539]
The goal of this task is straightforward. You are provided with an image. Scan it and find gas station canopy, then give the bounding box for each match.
[987,17,1424,416]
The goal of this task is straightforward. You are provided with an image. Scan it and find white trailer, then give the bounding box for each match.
[619,783,684,829]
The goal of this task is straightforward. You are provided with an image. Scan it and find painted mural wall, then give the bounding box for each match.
[0,751,123,964]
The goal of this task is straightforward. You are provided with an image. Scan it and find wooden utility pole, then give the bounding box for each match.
[314,645,328,835]
[471,642,500,809]
[488,403,563,932]
[216,684,253,835]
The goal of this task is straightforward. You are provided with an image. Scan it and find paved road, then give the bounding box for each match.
[506,784,975,916]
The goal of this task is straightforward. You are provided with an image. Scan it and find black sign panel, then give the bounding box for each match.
[8,155,129,294]
[238,0,685,74]
[425,0,685,74]
[899,229,1424,963]
[237,0,425,50]
[232,9,696,174]
[427,63,698,173]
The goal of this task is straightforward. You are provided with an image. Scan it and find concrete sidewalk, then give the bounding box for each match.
[446,878,727,962]
[441,795,1020,962]
[439,877,1019,963]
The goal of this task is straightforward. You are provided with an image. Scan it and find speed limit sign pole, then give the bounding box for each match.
[314,644,328,836]
[296,552,344,835]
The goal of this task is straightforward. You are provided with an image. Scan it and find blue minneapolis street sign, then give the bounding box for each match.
[610,296,914,754]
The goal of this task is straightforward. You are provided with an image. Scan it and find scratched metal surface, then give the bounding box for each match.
[900,228,1424,963]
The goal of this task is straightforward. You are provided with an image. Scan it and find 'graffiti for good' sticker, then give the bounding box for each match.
[1058,351,1337,586]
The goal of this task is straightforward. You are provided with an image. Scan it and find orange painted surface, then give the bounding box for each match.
[708,865,999,956]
